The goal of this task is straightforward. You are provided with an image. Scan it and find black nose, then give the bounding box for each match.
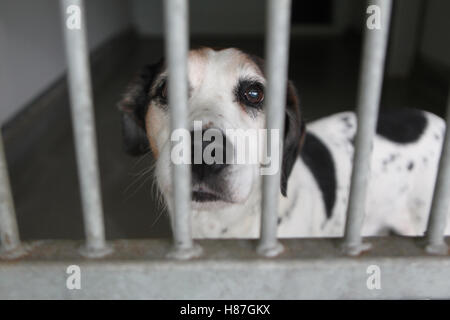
[190,129,228,181]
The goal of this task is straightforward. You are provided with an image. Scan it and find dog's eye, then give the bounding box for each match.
[244,85,264,105]
[160,81,168,99]
[235,80,265,111]
[156,80,168,101]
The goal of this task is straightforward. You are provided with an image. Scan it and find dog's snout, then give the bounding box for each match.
[192,160,227,180]
[191,129,228,181]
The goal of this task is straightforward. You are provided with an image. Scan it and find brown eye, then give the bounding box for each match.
[160,81,168,99]
[244,86,264,105]
[156,80,168,101]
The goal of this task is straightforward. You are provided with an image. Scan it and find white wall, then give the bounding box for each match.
[0,0,131,125]
[420,0,450,68]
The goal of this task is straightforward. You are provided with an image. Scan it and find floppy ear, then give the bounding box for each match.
[281,81,306,197]
[118,62,162,156]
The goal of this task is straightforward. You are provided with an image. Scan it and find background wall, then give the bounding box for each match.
[420,0,450,68]
[0,0,131,125]
[386,0,423,76]
[1,0,449,126]
[131,0,365,36]
[131,0,265,36]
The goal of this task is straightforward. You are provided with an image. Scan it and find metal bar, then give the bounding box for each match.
[1,238,450,299]
[60,0,111,257]
[0,131,23,258]
[342,0,392,256]
[425,87,450,255]
[163,0,201,259]
[258,0,291,257]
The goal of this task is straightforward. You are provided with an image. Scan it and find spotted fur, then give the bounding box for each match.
[119,47,450,238]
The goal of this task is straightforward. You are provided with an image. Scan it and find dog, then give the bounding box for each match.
[119,47,450,238]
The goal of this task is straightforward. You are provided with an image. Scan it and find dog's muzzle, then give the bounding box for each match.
[190,128,231,202]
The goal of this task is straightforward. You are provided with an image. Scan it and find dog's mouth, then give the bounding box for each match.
[192,190,221,202]
[191,184,230,203]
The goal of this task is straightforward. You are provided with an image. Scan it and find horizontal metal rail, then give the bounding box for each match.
[258,0,291,257]
[59,0,111,257]
[0,238,449,299]
[343,0,392,255]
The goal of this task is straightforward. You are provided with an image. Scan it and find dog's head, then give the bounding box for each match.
[119,47,305,214]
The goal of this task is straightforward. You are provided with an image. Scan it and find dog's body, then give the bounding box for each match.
[119,47,450,239]
[194,110,449,238]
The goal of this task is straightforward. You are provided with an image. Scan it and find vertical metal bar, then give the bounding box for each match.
[60,0,111,257]
[0,131,24,258]
[342,0,392,256]
[257,0,291,257]
[164,0,201,259]
[425,87,450,255]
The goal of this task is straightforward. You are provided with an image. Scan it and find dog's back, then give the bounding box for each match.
[279,109,449,237]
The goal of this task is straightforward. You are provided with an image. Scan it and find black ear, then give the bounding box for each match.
[121,112,150,156]
[281,81,306,197]
[118,62,162,156]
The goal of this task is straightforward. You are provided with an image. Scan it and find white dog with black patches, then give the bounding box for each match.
[119,47,450,238]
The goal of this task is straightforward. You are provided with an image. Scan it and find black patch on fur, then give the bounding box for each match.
[121,113,150,156]
[376,109,428,144]
[300,132,336,219]
[281,108,305,197]
[407,161,414,171]
[118,60,164,156]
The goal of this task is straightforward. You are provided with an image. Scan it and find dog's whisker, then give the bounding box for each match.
[124,160,157,197]
[124,171,150,195]
[124,173,154,201]
[150,203,165,228]
[132,151,152,168]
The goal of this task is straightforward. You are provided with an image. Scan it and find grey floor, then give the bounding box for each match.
[5,36,446,241]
